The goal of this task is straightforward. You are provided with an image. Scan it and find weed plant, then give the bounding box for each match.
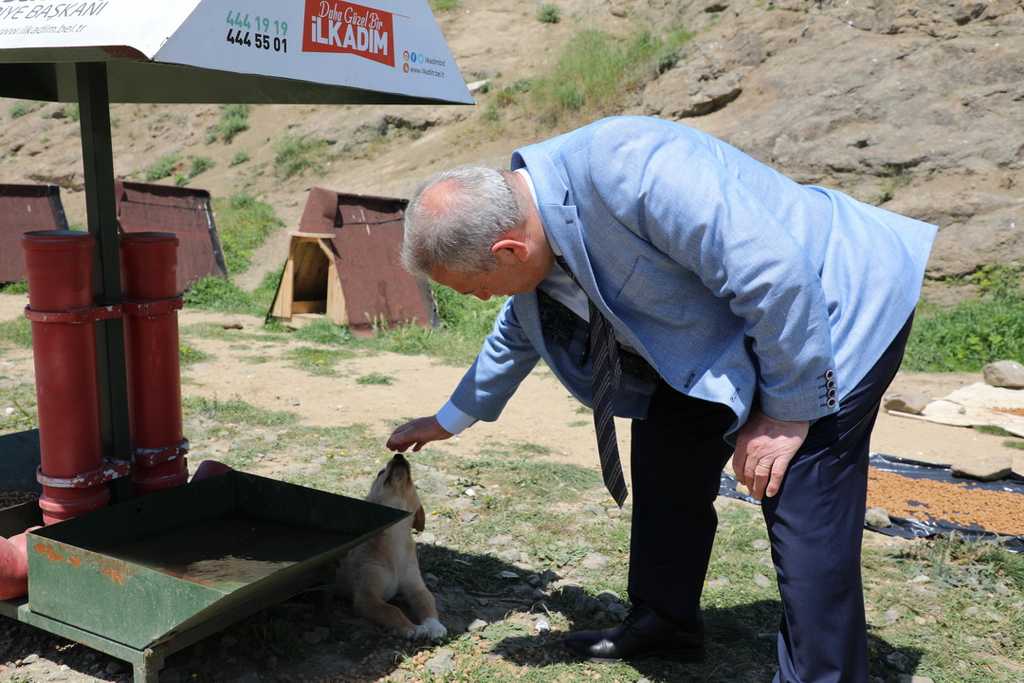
[273,134,328,179]
[537,3,561,23]
[144,153,180,181]
[213,193,284,274]
[215,104,250,143]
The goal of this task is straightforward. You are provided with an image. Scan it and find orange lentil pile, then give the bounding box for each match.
[867,469,1024,536]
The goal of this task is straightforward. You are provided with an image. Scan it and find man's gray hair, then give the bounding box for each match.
[402,166,524,277]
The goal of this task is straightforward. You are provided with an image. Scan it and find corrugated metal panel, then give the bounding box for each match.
[0,184,69,283]
[115,180,228,293]
[297,187,436,331]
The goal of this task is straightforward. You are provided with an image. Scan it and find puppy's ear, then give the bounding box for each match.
[413,505,426,532]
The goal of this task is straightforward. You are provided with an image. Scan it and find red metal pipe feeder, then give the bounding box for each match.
[121,232,188,494]
[23,231,129,525]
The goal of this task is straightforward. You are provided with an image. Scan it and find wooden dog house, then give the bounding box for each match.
[267,188,436,333]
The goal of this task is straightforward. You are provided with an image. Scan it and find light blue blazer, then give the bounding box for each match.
[449,117,936,436]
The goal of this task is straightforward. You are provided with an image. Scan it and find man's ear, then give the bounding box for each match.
[491,237,530,264]
[413,505,426,532]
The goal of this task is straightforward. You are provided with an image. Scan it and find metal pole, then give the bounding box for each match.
[76,62,131,468]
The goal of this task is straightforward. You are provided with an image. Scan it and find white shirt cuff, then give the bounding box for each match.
[435,401,478,435]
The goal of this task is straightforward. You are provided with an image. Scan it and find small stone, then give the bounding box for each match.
[534,618,550,633]
[4,406,14,416]
[59,665,69,671]
[464,488,476,497]
[910,574,931,584]
[708,577,730,589]
[425,648,455,676]
[467,619,487,633]
[497,570,519,579]
[983,360,1024,389]
[466,79,490,93]
[883,391,931,415]
[609,5,627,17]
[865,507,892,528]
[752,539,770,550]
[952,455,1013,482]
[419,532,436,544]
[22,654,39,664]
[581,553,609,570]
[753,573,772,589]
[886,651,910,672]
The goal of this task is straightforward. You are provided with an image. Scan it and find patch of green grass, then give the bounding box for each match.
[0,318,32,348]
[356,372,394,385]
[294,318,354,345]
[430,0,460,11]
[528,26,693,126]
[64,103,80,122]
[251,266,283,314]
[213,192,284,274]
[183,276,257,314]
[537,3,561,23]
[0,281,28,294]
[179,341,211,366]
[0,384,38,434]
[188,156,215,179]
[144,153,180,181]
[9,102,33,119]
[230,150,250,166]
[183,396,297,427]
[273,134,329,179]
[904,294,1024,371]
[214,104,250,144]
[284,346,348,376]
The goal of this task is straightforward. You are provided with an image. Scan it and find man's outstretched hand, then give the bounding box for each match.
[387,416,453,452]
[732,409,809,500]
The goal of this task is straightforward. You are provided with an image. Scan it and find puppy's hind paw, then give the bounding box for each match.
[412,617,447,641]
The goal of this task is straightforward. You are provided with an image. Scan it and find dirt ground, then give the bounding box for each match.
[1,293,1022,482]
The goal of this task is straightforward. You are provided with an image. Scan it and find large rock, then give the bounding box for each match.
[883,392,931,415]
[952,454,1013,482]
[983,360,1024,389]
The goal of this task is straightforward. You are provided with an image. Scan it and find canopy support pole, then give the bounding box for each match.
[76,62,131,470]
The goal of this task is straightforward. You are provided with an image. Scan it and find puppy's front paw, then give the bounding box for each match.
[412,617,447,641]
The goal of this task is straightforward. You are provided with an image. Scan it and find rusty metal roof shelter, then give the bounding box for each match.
[268,187,436,332]
[115,180,228,292]
[0,1,471,680]
[0,184,69,283]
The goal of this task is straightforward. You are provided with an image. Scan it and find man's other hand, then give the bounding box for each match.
[732,409,809,500]
[387,416,453,452]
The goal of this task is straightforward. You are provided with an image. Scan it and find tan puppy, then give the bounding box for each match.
[337,453,446,641]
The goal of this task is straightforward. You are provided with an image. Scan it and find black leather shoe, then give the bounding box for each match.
[563,605,705,662]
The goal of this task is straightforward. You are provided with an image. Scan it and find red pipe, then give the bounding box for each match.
[23,231,111,524]
[0,527,40,599]
[121,232,188,494]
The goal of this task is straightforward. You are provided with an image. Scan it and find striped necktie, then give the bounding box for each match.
[554,255,628,506]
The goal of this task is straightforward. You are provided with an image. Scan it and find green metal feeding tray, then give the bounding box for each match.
[0,2,473,679]
[1,471,407,680]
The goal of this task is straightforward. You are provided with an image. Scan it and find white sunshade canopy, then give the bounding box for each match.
[0,0,473,104]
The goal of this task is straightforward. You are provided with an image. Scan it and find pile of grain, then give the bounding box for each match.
[867,470,1024,536]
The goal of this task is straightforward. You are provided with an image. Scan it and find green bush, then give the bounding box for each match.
[9,102,32,119]
[430,0,460,11]
[537,4,561,23]
[145,153,180,181]
[188,156,215,178]
[215,104,250,144]
[529,27,693,126]
[183,276,256,314]
[0,281,28,294]
[273,134,328,179]
[213,193,284,274]
[230,150,250,166]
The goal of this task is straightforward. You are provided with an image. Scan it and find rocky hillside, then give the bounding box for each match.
[0,0,1021,294]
